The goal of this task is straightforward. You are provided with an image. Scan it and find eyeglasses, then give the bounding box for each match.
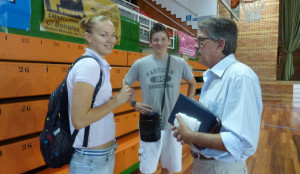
[196,37,215,46]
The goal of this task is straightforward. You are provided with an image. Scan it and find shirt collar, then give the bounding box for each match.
[153,53,169,62]
[83,48,110,69]
[204,54,237,79]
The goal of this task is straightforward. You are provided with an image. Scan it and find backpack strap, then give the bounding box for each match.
[82,70,103,147]
[69,55,103,147]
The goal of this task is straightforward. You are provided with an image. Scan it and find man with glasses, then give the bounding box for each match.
[172,17,263,174]
[124,23,197,174]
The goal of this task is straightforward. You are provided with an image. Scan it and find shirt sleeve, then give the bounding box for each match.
[180,59,194,81]
[220,74,262,161]
[73,58,100,88]
[125,60,139,85]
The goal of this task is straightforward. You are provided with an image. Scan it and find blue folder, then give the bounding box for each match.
[168,93,221,133]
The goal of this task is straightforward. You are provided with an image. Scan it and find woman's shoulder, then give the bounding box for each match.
[71,58,101,76]
[75,57,100,68]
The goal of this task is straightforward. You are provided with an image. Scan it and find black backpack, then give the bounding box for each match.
[40,55,103,168]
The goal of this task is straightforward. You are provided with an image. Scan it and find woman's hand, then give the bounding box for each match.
[116,85,135,105]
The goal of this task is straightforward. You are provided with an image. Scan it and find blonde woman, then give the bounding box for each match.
[67,15,134,173]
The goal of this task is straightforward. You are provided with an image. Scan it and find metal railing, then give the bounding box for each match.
[112,0,176,49]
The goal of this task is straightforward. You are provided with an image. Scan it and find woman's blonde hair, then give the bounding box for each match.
[79,15,110,33]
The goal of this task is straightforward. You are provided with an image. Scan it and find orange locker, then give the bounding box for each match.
[113,89,142,114]
[186,60,208,71]
[179,84,189,95]
[194,61,208,70]
[114,111,139,137]
[0,62,140,99]
[197,82,204,89]
[34,132,141,174]
[0,33,85,63]
[0,136,45,174]
[114,131,139,174]
[105,49,128,66]
[180,79,184,83]
[47,64,70,92]
[110,67,128,89]
[111,67,140,89]
[0,100,48,141]
[49,65,140,93]
[35,165,69,174]
[194,95,200,101]
[0,62,49,99]
[0,33,129,65]
[112,99,132,114]
[135,88,143,101]
[193,71,204,77]
[186,60,195,69]
[127,51,145,66]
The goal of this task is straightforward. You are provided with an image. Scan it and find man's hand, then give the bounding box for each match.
[172,114,194,145]
[172,114,227,151]
[134,102,152,114]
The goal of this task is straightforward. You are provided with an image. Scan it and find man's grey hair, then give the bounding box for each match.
[198,17,238,56]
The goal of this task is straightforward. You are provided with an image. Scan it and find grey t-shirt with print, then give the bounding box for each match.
[125,54,194,130]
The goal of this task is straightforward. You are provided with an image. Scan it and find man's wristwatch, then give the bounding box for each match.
[130,100,136,107]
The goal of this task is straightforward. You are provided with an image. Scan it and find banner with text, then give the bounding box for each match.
[41,0,121,44]
[0,0,31,31]
[177,31,196,58]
